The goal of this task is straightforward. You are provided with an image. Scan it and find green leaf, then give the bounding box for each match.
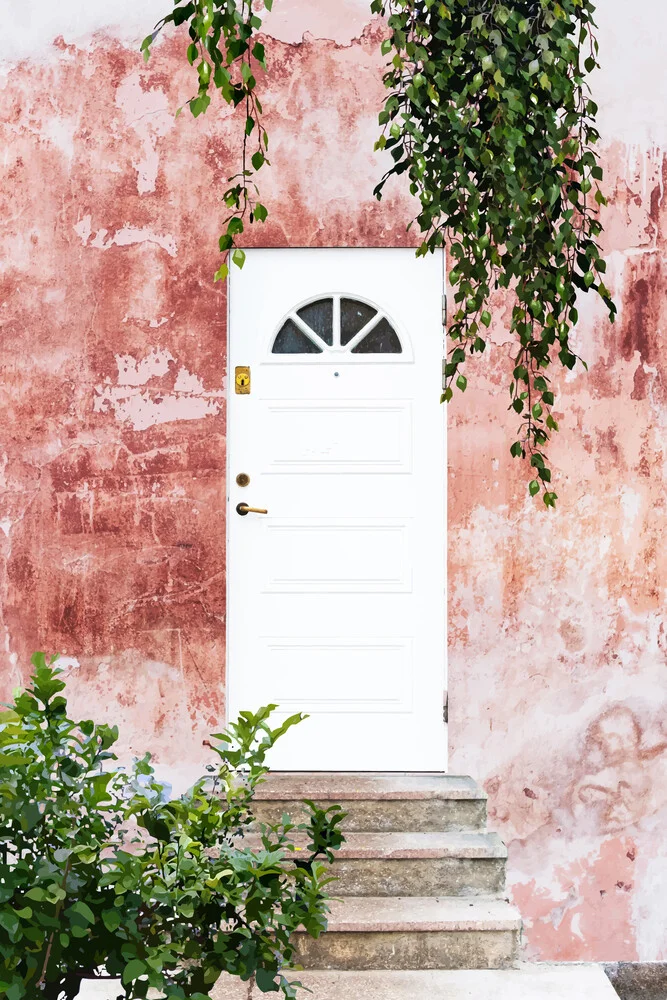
[232,248,246,270]
[122,959,147,985]
[214,263,229,282]
[198,61,211,87]
[529,479,540,497]
[102,908,121,932]
[251,151,265,171]
[456,374,467,392]
[480,310,491,328]
[0,911,20,938]
[256,969,280,993]
[190,94,211,117]
[69,901,95,925]
[0,753,30,767]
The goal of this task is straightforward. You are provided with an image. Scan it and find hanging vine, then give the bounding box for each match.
[143,0,616,505]
[371,0,615,505]
[141,0,273,282]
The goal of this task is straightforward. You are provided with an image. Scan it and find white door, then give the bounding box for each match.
[227,248,446,771]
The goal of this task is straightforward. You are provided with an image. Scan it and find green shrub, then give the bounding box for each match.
[0,654,344,1000]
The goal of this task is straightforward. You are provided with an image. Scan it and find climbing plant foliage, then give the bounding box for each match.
[144,0,616,504]
[371,0,616,505]
[142,0,274,282]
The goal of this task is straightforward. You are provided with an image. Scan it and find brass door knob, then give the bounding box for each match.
[236,502,268,516]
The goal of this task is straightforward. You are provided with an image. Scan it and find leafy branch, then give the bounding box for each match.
[0,658,343,999]
[371,0,616,505]
[141,0,273,281]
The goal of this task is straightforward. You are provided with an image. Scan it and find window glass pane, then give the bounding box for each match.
[272,319,322,354]
[297,299,333,346]
[351,317,402,354]
[341,298,377,345]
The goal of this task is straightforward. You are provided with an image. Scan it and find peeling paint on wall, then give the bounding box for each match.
[1,0,667,965]
[93,348,224,430]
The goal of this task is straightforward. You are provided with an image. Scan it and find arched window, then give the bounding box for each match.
[271,296,402,355]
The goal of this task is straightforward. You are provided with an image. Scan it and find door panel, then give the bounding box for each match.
[227,248,446,770]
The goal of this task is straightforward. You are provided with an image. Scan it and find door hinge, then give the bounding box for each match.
[443,691,448,725]
[442,292,447,328]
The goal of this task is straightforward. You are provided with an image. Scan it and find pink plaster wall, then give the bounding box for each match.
[1,0,666,963]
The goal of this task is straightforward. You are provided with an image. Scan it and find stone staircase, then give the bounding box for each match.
[252,772,522,972]
[213,772,619,998]
[79,771,620,1000]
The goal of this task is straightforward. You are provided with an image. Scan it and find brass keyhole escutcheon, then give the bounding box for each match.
[236,473,250,487]
[235,366,250,394]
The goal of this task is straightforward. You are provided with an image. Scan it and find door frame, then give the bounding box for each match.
[224,246,448,769]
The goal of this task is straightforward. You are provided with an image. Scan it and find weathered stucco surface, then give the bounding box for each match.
[1,0,666,963]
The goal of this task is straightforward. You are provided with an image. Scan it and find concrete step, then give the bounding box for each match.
[252,772,487,832]
[293,896,521,971]
[241,831,507,897]
[211,964,618,998]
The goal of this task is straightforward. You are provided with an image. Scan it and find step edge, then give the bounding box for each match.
[332,831,506,860]
[257,964,615,989]
[254,791,487,803]
[306,919,522,933]
[253,775,487,802]
[253,791,487,802]
[329,847,507,860]
[238,832,507,861]
[298,898,523,933]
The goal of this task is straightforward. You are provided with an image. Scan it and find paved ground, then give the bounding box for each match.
[605,963,667,1000]
[76,962,667,999]
[211,964,618,999]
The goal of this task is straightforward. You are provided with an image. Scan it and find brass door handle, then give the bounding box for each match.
[236,502,268,516]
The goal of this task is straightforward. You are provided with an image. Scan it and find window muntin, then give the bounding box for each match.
[271,295,402,355]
